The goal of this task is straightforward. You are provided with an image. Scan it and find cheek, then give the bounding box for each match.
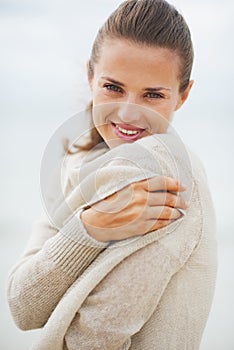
[91,109,101,129]
[150,106,172,122]
[92,92,106,105]
[91,83,107,104]
[91,103,114,127]
[146,107,174,134]
[148,116,165,133]
[156,97,179,118]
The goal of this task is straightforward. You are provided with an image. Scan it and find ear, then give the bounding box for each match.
[174,80,194,111]
[86,59,93,90]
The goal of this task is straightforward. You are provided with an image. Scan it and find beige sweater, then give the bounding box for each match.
[7,133,217,350]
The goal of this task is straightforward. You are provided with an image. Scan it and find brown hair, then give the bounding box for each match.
[64,0,194,154]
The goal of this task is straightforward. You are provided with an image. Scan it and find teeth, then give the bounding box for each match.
[115,125,139,135]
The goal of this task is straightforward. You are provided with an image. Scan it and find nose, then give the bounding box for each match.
[117,100,143,124]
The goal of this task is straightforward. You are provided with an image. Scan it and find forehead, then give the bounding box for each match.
[94,39,181,86]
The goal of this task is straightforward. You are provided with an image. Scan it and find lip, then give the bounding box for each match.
[114,123,144,131]
[111,122,145,141]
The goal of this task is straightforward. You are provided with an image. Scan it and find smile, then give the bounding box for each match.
[111,122,145,141]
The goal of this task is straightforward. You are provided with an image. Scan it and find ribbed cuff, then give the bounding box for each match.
[62,208,109,248]
[46,209,108,277]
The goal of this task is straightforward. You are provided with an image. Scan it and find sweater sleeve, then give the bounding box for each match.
[7,154,109,331]
[7,133,194,334]
[64,178,217,350]
[64,236,174,350]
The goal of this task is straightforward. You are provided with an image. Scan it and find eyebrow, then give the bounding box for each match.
[100,76,172,92]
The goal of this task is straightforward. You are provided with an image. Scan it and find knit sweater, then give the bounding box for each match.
[7,132,217,350]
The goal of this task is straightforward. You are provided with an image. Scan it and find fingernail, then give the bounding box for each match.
[185,201,190,208]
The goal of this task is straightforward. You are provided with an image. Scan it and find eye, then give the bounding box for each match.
[104,84,123,93]
[144,92,164,99]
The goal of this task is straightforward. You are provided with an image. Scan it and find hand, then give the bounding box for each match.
[80,176,188,242]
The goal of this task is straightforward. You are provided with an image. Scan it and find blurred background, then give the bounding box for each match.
[1,0,233,348]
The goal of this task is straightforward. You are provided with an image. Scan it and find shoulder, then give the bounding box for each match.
[185,147,216,234]
[64,143,109,171]
[185,146,209,185]
[180,146,212,210]
[61,143,109,195]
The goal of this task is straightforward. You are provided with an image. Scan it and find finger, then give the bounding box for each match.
[140,176,186,193]
[145,219,174,233]
[146,206,182,220]
[147,191,189,209]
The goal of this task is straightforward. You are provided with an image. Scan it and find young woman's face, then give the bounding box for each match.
[88,39,193,148]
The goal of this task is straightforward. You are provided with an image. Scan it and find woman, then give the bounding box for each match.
[7,1,217,349]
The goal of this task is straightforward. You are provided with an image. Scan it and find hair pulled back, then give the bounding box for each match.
[90,0,193,93]
[65,0,194,154]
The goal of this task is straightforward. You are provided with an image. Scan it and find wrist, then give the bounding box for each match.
[80,208,110,243]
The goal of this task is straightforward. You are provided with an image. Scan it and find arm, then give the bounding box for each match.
[7,133,191,332]
[65,176,217,350]
[65,238,175,350]
[7,210,108,331]
[7,156,109,331]
[69,132,192,242]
